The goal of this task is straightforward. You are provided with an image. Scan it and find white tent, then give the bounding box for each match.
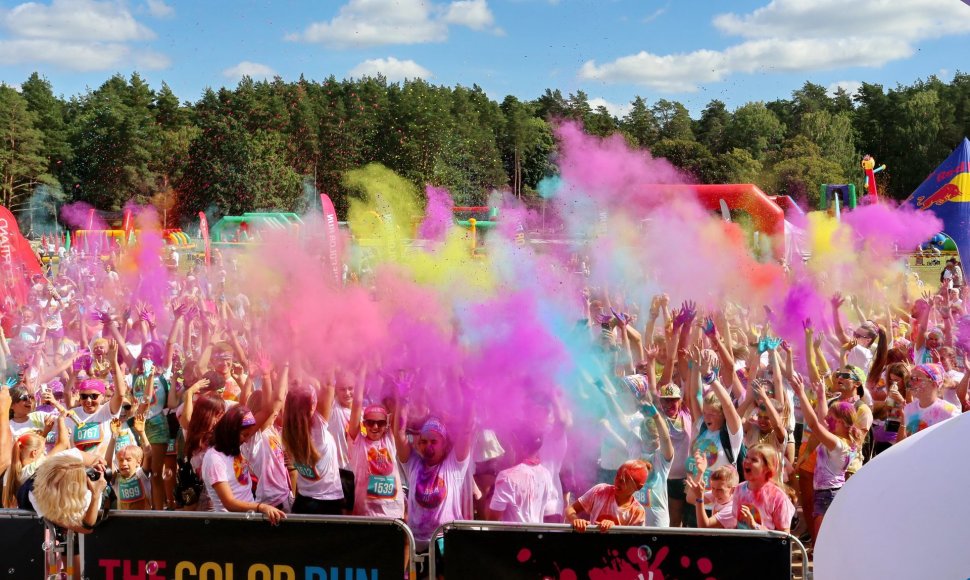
[814,411,970,579]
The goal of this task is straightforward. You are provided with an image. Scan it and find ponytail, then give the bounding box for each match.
[2,433,44,508]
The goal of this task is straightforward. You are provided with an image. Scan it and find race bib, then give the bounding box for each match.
[118,477,146,504]
[74,422,102,451]
[295,462,321,481]
[633,484,652,508]
[367,475,397,499]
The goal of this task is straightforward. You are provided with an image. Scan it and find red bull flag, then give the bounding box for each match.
[0,205,43,318]
[904,137,970,258]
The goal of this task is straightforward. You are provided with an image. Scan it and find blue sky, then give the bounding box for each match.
[1,0,968,117]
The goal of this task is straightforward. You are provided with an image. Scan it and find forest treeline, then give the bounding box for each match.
[1,71,969,227]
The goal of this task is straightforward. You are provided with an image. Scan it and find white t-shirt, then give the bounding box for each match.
[846,344,874,372]
[538,428,567,515]
[638,450,672,528]
[293,415,343,501]
[405,451,470,542]
[663,409,692,480]
[349,432,405,518]
[9,411,52,438]
[328,404,352,469]
[70,404,119,459]
[489,462,557,524]
[241,426,291,507]
[201,447,253,512]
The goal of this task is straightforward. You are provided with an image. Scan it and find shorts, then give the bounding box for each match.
[813,488,839,518]
[667,478,686,502]
[144,415,171,445]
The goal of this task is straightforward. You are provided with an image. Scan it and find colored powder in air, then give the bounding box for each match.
[418,185,454,242]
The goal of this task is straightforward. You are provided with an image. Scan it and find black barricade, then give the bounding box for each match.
[0,510,47,577]
[82,511,411,580]
[435,522,794,580]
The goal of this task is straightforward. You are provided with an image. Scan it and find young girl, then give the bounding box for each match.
[565,460,649,532]
[181,395,226,510]
[202,405,286,524]
[240,367,290,511]
[347,373,404,519]
[897,363,961,441]
[281,381,344,515]
[730,444,795,532]
[685,462,739,529]
[791,373,862,538]
[1,418,71,508]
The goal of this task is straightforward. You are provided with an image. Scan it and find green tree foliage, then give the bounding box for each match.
[769,135,845,206]
[620,96,659,148]
[726,102,786,161]
[651,139,717,183]
[19,73,72,187]
[0,85,55,210]
[9,70,970,226]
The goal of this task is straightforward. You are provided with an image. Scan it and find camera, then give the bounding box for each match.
[886,419,901,432]
[86,467,113,481]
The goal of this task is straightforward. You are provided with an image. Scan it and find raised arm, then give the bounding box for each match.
[831,293,849,345]
[711,378,742,436]
[791,374,840,451]
[108,340,126,415]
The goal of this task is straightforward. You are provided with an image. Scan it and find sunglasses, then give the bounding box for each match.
[122,403,133,411]
[15,394,32,402]
[835,372,857,381]
[363,420,388,429]
[78,393,100,401]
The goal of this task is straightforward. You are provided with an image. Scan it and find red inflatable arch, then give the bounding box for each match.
[640,184,786,260]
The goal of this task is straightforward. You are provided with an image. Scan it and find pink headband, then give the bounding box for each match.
[78,378,106,394]
[363,405,388,420]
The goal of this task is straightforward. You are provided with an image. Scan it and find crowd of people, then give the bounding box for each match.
[1,232,967,561]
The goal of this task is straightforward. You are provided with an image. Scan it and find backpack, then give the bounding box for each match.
[699,422,748,482]
[174,436,203,507]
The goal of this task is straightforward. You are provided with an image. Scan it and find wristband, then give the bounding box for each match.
[694,498,704,505]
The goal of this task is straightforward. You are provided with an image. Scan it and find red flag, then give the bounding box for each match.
[198,212,211,266]
[0,205,43,315]
[320,194,342,283]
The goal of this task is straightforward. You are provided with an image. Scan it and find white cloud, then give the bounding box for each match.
[287,0,499,47]
[0,0,166,71]
[349,57,432,81]
[589,97,632,118]
[146,0,173,18]
[827,80,862,98]
[579,0,970,92]
[222,61,277,81]
[443,0,495,31]
[1,0,155,41]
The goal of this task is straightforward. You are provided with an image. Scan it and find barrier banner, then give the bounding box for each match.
[437,523,792,580]
[83,512,409,579]
[0,511,47,577]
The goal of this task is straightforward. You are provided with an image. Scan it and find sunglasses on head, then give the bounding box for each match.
[363,419,387,428]
[79,393,100,401]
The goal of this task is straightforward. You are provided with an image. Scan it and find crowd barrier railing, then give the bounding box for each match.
[429,520,808,580]
[0,510,417,579]
[1,510,810,580]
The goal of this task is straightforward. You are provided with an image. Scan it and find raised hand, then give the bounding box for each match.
[701,316,717,337]
[831,292,845,309]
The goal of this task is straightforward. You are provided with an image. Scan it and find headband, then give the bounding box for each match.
[363,405,388,420]
[914,363,944,386]
[421,417,448,440]
[77,378,106,394]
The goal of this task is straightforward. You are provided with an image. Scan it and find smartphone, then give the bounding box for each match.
[142,358,155,375]
[886,419,901,432]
